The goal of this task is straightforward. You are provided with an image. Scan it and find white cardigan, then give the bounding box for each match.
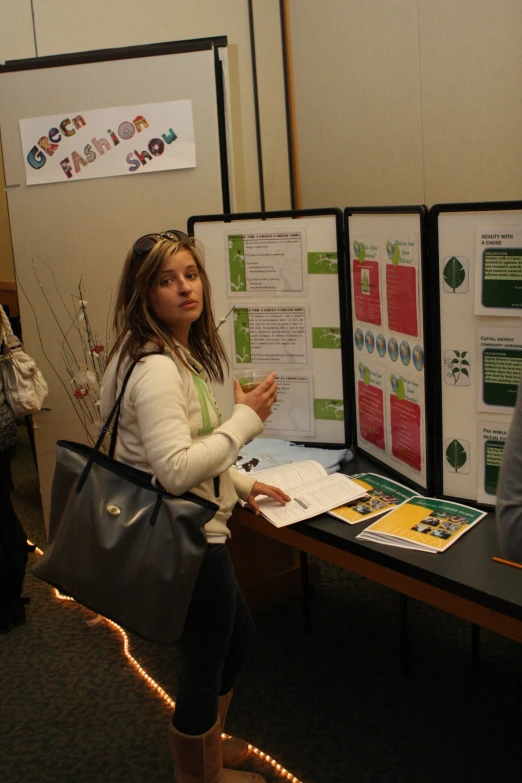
[100,345,264,541]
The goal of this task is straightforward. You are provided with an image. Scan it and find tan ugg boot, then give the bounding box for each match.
[168,718,265,782]
[218,690,250,769]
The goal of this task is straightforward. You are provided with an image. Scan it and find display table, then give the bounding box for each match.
[229,455,522,646]
[227,512,320,610]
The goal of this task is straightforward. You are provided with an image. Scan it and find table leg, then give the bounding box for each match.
[399,593,410,677]
[299,550,312,633]
[471,623,481,675]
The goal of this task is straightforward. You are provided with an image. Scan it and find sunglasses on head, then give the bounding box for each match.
[132,229,189,257]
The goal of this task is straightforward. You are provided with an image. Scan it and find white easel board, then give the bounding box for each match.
[189,210,348,446]
[0,40,230,525]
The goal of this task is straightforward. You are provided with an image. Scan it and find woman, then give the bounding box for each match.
[100,230,289,782]
[0,307,28,634]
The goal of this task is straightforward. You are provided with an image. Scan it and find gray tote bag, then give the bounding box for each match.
[32,356,218,644]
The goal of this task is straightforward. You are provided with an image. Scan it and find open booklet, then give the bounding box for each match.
[328,473,420,525]
[248,460,367,528]
[356,496,487,553]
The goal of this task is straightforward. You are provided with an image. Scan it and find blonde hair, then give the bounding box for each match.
[108,234,228,383]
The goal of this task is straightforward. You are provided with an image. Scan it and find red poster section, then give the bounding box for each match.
[358,381,385,450]
[390,395,421,471]
[386,265,418,336]
[353,260,381,325]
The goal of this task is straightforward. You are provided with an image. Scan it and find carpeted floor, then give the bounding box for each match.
[2,423,522,783]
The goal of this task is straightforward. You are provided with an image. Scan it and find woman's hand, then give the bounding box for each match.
[234,372,277,423]
[246,481,291,515]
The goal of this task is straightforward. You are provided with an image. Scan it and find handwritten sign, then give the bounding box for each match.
[19,100,196,186]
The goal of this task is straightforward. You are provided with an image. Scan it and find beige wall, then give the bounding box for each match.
[252,1,292,210]
[0,0,291,214]
[2,1,521,233]
[0,0,34,63]
[290,0,522,208]
[419,0,522,204]
[0,0,33,282]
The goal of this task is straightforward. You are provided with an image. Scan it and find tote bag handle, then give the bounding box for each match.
[76,352,162,493]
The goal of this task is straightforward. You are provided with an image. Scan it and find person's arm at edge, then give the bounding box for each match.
[496,375,522,562]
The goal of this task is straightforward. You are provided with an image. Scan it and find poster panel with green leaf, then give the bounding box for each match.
[435,203,522,503]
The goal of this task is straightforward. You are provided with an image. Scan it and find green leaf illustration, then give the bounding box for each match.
[396,378,405,400]
[443,257,466,292]
[363,367,371,385]
[358,242,366,262]
[392,244,401,265]
[461,368,469,377]
[446,439,467,472]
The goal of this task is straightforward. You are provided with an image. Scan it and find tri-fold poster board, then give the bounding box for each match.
[190,201,522,509]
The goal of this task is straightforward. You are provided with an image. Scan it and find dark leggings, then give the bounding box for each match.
[172,543,256,735]
[0,457,28,627]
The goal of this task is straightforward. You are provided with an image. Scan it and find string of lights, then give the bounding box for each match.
[32,544,303,783]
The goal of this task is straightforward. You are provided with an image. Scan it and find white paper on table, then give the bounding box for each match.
[258,472,367,528]
[250,459,327,493]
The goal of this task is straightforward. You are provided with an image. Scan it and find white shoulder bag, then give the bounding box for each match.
[0,304,49,417]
